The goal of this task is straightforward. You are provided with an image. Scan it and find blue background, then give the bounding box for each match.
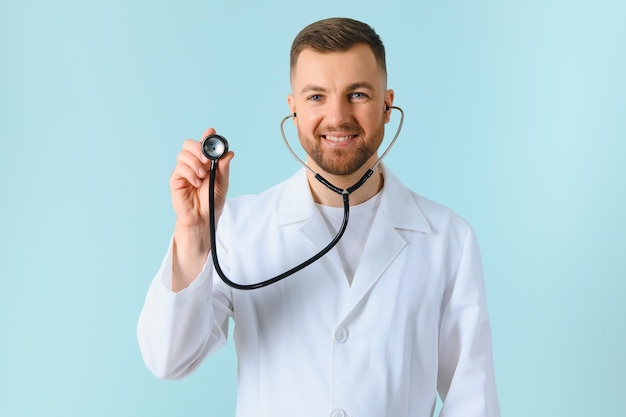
[1,1,624,416]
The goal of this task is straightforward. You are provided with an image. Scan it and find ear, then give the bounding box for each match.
[287,94,297,118]
[383,89,395,123]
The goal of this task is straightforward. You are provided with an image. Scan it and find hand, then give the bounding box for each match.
[169,128,234,291]
[170,128,234,230]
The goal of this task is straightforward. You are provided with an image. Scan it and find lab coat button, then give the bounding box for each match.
[334,328,348,343]
[330,409,346,417]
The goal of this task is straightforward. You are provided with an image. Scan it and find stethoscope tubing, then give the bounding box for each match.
[207,106,404,290]
[209,160,350,290]
[280,106,404,177]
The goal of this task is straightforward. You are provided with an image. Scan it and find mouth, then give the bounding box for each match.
[321,134,358,143]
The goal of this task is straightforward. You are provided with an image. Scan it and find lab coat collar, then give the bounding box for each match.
[273,165,432,235]
[272,166,433,320]
[378,165,432,234]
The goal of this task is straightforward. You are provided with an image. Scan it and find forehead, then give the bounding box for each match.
[291,44,385,89]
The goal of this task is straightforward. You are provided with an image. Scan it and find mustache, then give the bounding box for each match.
[314,123,365,135]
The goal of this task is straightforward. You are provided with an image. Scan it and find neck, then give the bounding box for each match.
[307,165,384,207]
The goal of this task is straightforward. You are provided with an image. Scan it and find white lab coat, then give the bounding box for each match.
[137,166,501,417]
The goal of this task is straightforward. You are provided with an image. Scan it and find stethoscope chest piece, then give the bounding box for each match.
[202,134,229,160]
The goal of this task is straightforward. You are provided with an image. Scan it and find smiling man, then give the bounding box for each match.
[287,42,392,208]
[138,17,501,417]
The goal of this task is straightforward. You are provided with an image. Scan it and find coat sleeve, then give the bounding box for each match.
[136,239,233,380]
[437,226,501,417]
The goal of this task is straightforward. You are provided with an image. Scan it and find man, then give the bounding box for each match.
[138,17,501,417]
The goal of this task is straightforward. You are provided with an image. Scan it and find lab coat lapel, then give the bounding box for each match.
[300,212,345,274]
[272,166,432,312]
[339,213,406,320]
[339,166,432,321]
[274,169,345,275]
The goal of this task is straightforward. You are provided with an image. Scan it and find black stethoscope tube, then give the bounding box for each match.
[209,159,369,290]
[205,106,403,290]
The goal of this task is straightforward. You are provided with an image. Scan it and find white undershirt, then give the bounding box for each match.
[316,191,382,285]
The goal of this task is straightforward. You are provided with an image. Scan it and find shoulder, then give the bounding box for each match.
[415,192,470,233]
[221,168,310,225]
[381,166,471,238]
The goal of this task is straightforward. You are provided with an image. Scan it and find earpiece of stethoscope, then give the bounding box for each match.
[202,134,229,160]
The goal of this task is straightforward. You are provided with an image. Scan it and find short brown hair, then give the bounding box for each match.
[290,17,387,78]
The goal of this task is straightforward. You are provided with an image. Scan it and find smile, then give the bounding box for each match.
[322,135,357,142]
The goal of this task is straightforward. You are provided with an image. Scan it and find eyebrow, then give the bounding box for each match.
[300,82,376,95]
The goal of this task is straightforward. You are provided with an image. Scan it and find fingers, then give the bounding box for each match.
[171,141,207,188]
[171,130,234,190]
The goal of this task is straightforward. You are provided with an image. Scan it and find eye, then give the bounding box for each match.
[350,92,368,100]
[307,94,323,102]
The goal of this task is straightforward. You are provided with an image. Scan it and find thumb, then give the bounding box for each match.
[218,151,235,173]
[214,151,235,188]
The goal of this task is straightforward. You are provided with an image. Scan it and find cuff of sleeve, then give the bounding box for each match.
[152,237,214,308]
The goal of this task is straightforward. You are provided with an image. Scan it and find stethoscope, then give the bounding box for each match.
[202,106,404,290]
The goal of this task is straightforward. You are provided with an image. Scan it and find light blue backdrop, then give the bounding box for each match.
[1,1,624,416]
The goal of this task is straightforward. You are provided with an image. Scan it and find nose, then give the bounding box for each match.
[325,96,352,126]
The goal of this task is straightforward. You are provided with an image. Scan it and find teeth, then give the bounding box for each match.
[325,135,352,142]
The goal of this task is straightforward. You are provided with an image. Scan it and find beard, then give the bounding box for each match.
[298,119,386,176]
